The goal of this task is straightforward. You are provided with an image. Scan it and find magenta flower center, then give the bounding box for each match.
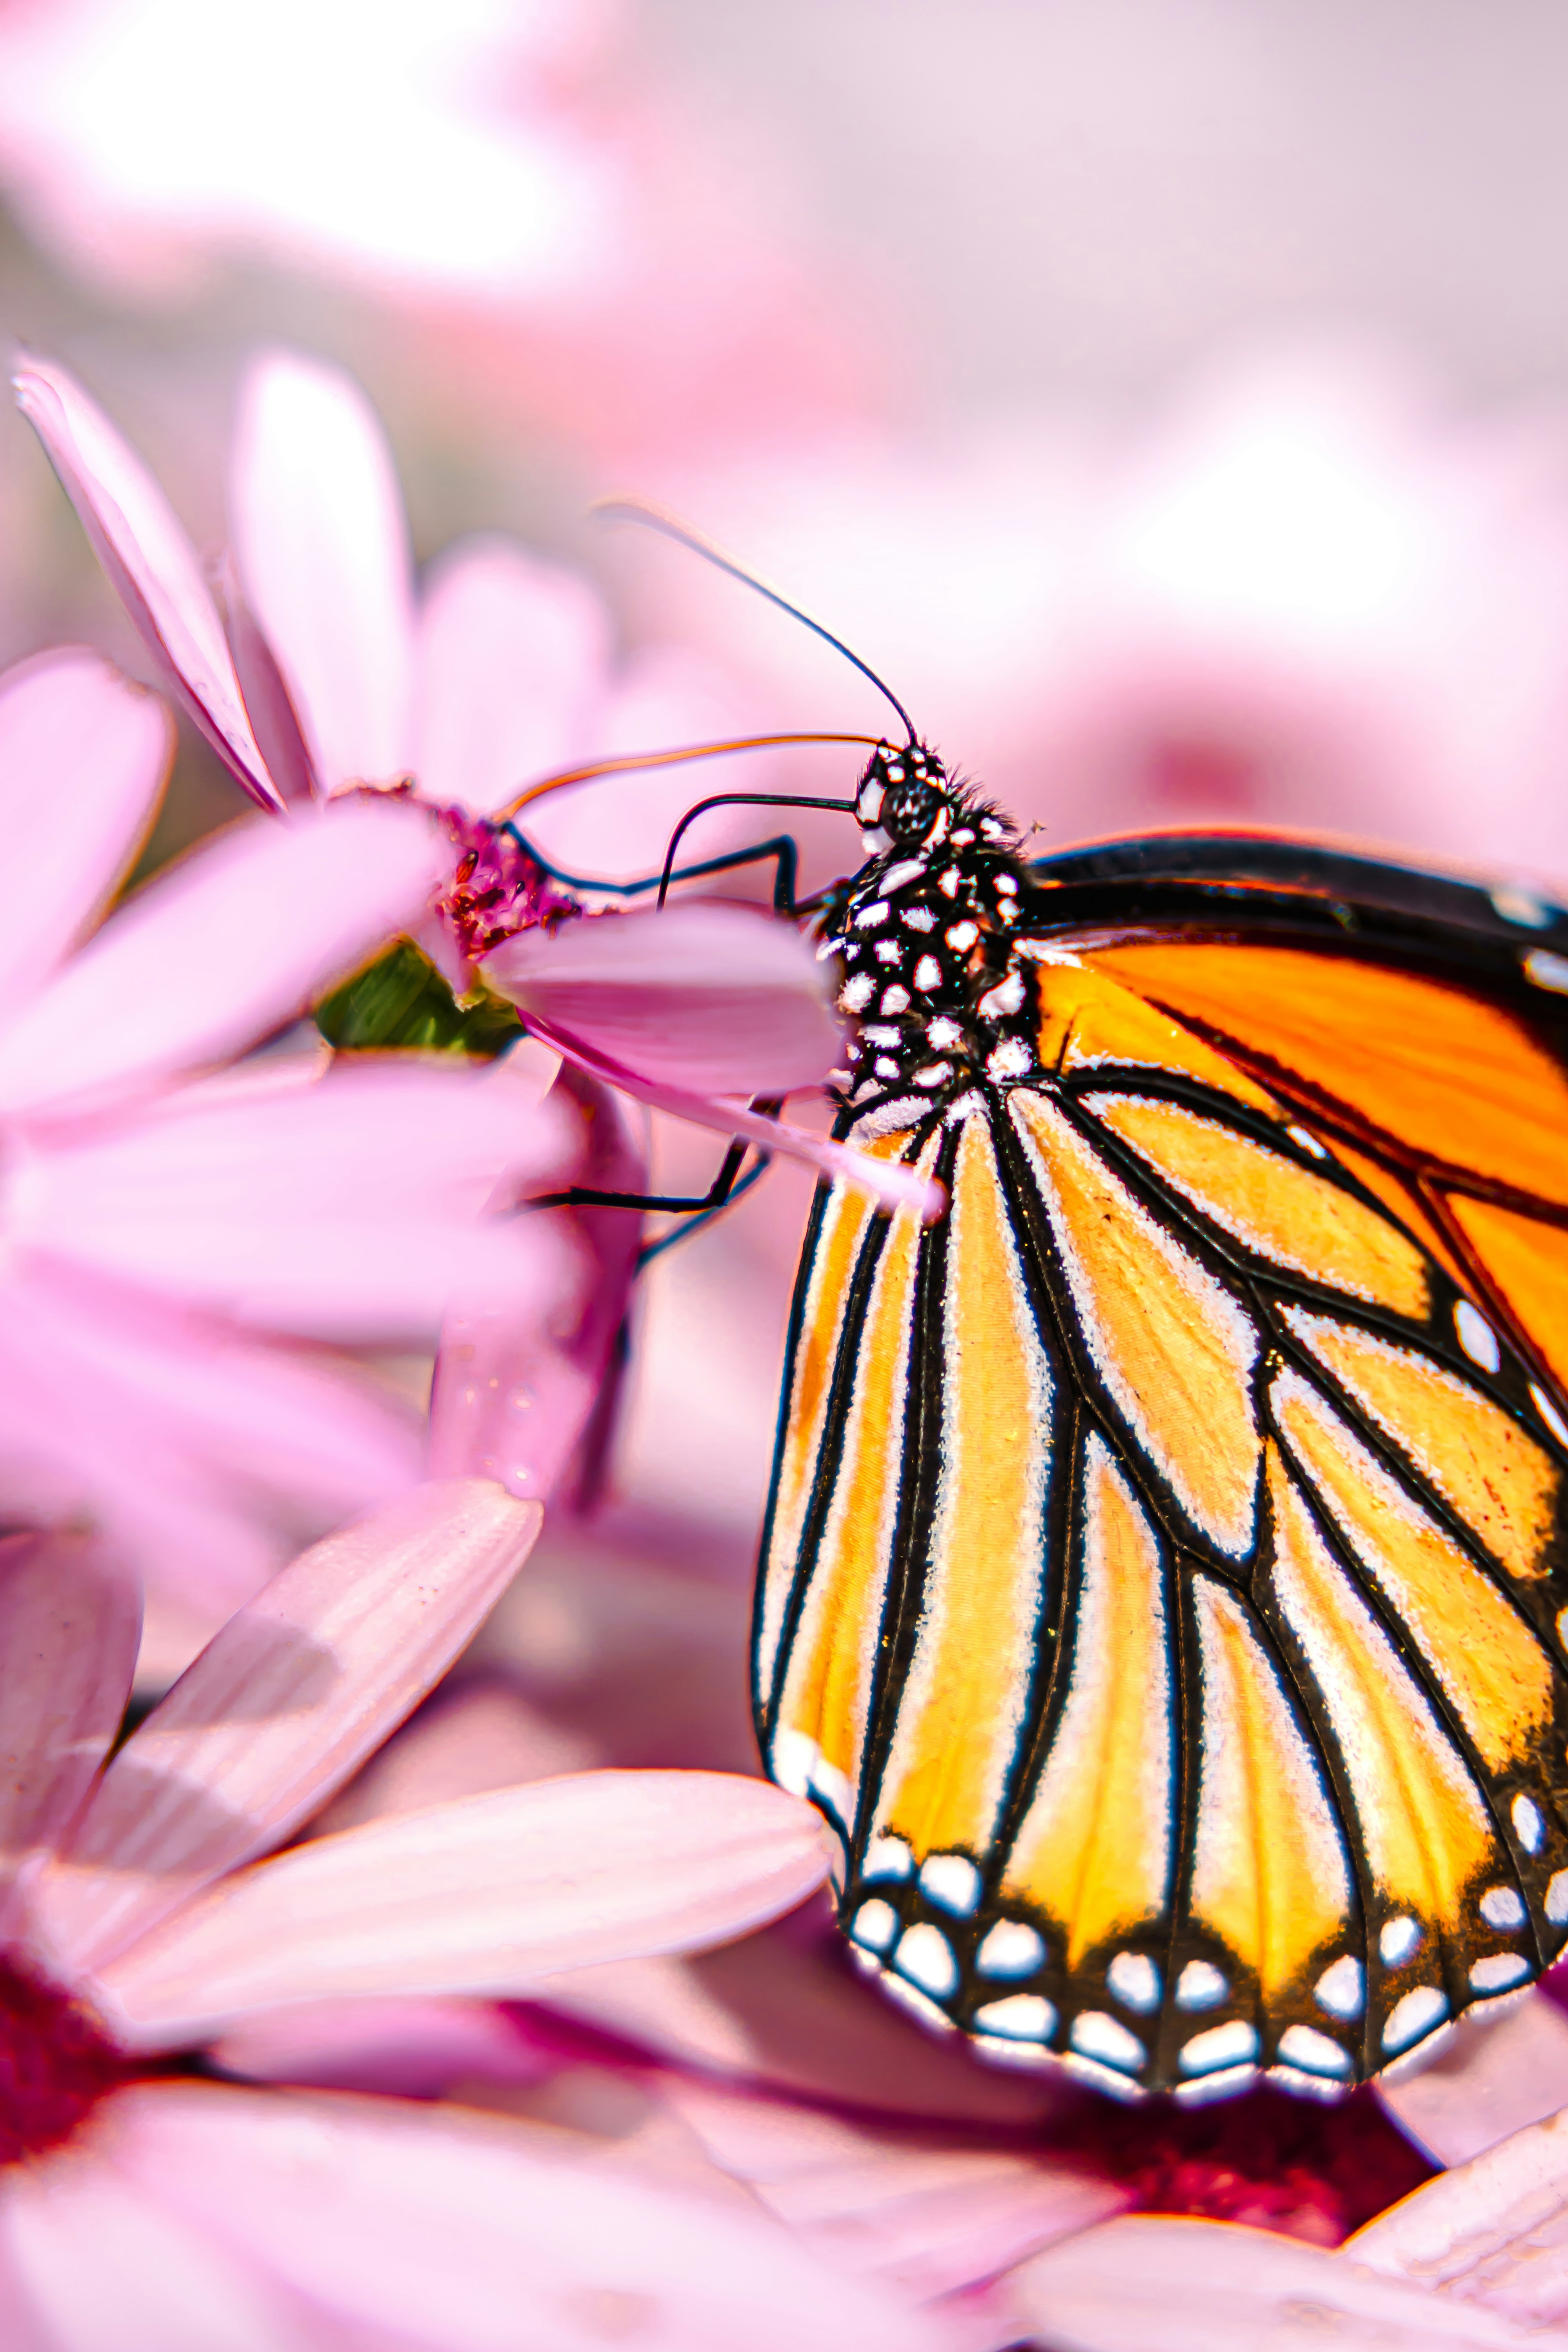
[0,1957,144,2164]
[434,808,583,962]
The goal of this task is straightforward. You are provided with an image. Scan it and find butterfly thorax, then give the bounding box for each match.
[828,742,1044,1110]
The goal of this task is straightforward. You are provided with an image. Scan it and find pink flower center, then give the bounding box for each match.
[434,808,583,962]
[0,1958,145,2164]
[1050,2080,1437,2246]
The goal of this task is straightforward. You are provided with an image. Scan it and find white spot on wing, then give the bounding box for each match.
[1179,2020,1258,2076]
[1479,1885,1527,1930]
[1454,1301,1500,1373]
[863,1834,914,1880]
[920,1853,982,1914]
[1314,1956,1364,2018]
[1471,1953,1530,1992]
[1380,1916,1421,1966]
[1492,885,1553,928]
[772,1728,817,1799]
[976,1920,1046,1978]
[1107,1953,1162,2013]
[1383,1985,1449,2052]
[1546,1870,1568,1923]
[1532,1384,1568,1450]
[851,1899,898,1953]
[1278,2024,1351,2077]
[1176,1960,1228,2010]
[1525,948,1568,993]
[1070,2011,1145,2072]
[973,1993,1056,2040]
[893,1923,958,1999]
[1513,1795,1545,1854]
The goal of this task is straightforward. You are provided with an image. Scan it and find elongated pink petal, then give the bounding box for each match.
[112,2082,939,2351]
[0,1262,421,1617]
[0,652,172,1018]
[231,352,415,795]
[2,2126,301,2350]
[482,901,843,1096]
[0,797,445,1120]
[95,1770,830,2043]
[0,1533,138,1901]
[218,560,318,808]
[1376,1993,1568,2166]
[13,356,283,811]
[37,1482,543,1976]
[1349,2102,1568,2330]
[665,2078,1128,2307]
[539,1927,1060,2128]
[209,1994,552,2099]
[525,1017,945,1220]
[414,537,611,817]
[430,1065,646,1502]
[1007,2213,1556,2351]
[28,1060,572,1342]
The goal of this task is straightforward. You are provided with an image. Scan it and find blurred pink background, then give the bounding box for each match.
[5,0,1568,1642]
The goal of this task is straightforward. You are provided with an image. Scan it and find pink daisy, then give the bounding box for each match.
[14,345,778,975]
[0,646,576,1615]
[216,1663,1568,2350]
[0,1479,915,2348]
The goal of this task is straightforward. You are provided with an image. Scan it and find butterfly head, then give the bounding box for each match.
[855,741,954,857]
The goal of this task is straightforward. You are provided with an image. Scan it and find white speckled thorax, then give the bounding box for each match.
[829,740,1042,1111]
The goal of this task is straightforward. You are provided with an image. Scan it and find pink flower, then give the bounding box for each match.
[14,346,929,1222]
[0,1484,908,2347]
[216,1671,1518,2349]
[16,346,771,918]
[0,646,574,1612]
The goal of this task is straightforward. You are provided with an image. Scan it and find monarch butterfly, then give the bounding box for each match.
[753,735,1568,2104]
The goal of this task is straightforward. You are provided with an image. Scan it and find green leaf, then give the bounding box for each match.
[315,938,524,1058]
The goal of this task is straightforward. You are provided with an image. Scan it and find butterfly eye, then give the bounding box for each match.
[882,775,944,842]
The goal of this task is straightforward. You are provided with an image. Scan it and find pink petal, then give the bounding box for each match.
[0,1262,421,1617]
[0,1532,138,1902]
[12,355,283,812]
[0,651,172,1018]
[209,1994,553,2100]
[665,2078,1128,2307]
[1,2124,302,2350]
[539,1922,1061,2129]
[414,537,611,817]
[1376,1992,1568,2167]
[429,1065,646,1503]
[230,352,415,796]
[111,2081,939,2351]
[523,1018,945,1221]
[0,796,446,1121]
[36,1481,543,1976]
[1349,2103,1568,2331]
[95,1770,830,2044]
[217,560,318,809]
[28,1058,572,1343]
[482,901,843,1096]
[1006,2213,1554,2350]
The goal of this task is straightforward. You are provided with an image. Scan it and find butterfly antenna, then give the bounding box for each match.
[493,731,881,822]
[595,498,918,746]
